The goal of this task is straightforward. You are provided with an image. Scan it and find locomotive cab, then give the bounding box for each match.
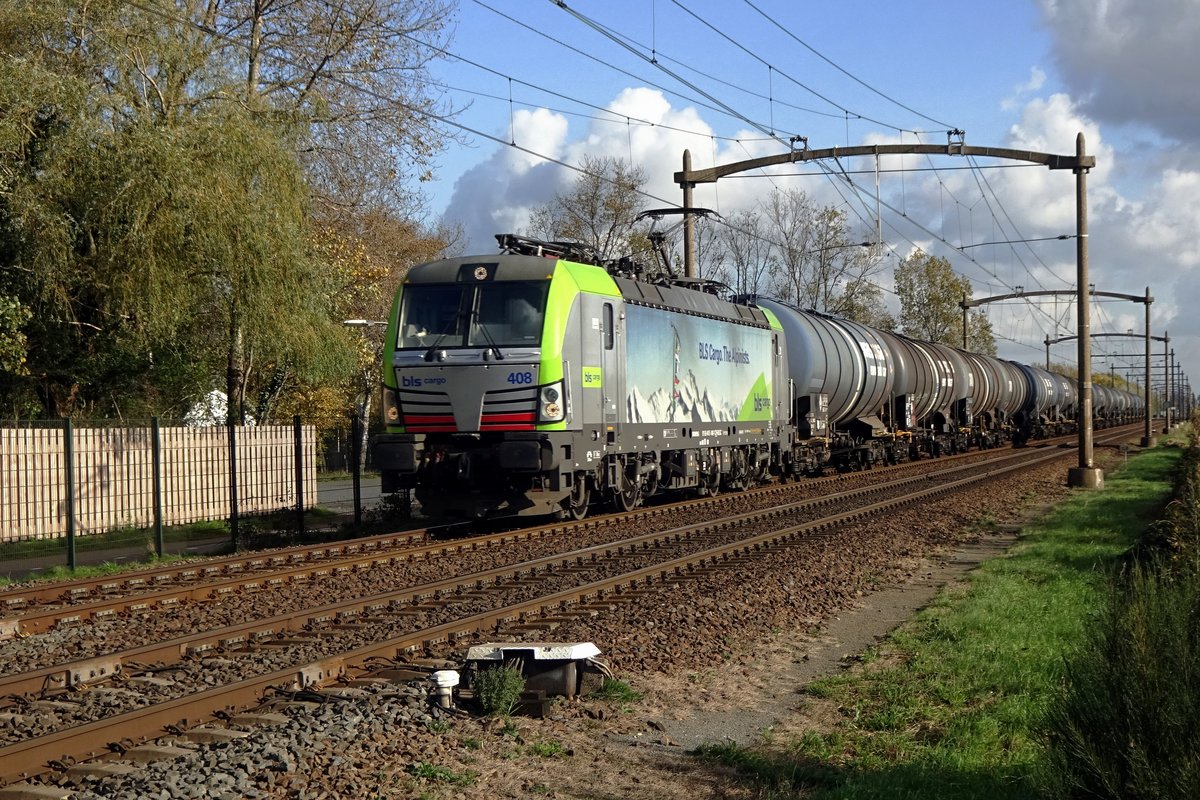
[373,253,593,518]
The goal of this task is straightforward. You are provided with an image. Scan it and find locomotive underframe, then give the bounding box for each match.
[377,428,785,520]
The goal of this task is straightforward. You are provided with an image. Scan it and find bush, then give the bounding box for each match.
[1046,415,1200,799]
[1047,557,1200,799]
[473,665,525,717]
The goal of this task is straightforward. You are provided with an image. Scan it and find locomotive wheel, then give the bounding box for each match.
[567,475,590,520]
[722,452,744,491]
[699,463,721,497]
[610,469,640,512]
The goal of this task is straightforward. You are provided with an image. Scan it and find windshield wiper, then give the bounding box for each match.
[423,308,504,361]
[470,309,505,360]
[423,313,464,362]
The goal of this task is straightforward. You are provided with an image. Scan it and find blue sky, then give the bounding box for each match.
[416,0,1200,398]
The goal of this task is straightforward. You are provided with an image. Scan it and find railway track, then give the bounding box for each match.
[0,425,1140,791]
[0,426,1113,638]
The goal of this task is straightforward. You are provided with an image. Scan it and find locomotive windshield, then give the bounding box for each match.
[397,281,550,349]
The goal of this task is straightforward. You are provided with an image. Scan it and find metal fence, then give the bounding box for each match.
[1,419,316,545]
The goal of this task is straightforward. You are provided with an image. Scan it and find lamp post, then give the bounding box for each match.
[343,319,388,528]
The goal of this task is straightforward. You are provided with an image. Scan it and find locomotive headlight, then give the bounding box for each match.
[538,381,566,422]
[382,386,401,425]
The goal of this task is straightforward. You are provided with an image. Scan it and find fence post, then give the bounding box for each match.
[228,421,239,550]
[294,415,304,536]
[63,418,77,571]
[351,413,363,530]
[151,417,164,557]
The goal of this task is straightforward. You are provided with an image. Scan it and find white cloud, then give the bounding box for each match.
[1002,66,1047,111]
[1038,0,1200,143]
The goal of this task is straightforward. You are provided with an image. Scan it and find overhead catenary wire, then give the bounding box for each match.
[125,0,1131,364]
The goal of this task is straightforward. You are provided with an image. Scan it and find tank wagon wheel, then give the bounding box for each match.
[566,473,591,520]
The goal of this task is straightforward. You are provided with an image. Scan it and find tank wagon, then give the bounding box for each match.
[373,235,1143,520]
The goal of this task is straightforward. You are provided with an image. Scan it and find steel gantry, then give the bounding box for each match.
[966,287,1156,448]
[675,132,1102,487]
[1044,327,1164,447]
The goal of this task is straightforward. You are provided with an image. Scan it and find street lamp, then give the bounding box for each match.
[342,319,388,526]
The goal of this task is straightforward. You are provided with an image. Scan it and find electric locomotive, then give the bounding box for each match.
[373,234,790,520]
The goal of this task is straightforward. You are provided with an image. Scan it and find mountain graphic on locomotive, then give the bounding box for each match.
[372,234,1142,520]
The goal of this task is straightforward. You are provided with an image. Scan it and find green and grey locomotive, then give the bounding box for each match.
[372,235,790,520]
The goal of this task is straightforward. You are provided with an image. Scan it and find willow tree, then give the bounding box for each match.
[0,1,351,419]
[0,0,455,421]
[894,249,996,354]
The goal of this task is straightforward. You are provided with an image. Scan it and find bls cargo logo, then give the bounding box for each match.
[401,375,447,387]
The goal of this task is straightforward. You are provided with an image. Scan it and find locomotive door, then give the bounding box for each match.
[576,295,619,434]
[600,301,621,429]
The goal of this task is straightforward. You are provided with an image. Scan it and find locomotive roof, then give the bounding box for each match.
[613,276,771,329]
[404,254,563,282]
[405,254,772,329]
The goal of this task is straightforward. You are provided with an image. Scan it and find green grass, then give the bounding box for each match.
[405,762,478,787]
[698,445,1181,800]
[587,677,643,703]
[528,739,565,758]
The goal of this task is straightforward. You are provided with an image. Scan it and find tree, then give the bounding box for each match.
[528,156,650,263]
[0,3,342,419]
[709,209,773,298]
[314,212,452,470]
[894,250,996,354]
[759,188,889,324]
[0,0,455,422]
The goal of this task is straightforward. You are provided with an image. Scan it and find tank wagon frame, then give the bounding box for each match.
[373,235,1143,520]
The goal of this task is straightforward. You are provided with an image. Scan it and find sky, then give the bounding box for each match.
[416,0,1200,403]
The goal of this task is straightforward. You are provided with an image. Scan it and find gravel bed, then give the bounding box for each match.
[73,449,1104,800]
[2,441,1133,798]
[0,450,1001,678]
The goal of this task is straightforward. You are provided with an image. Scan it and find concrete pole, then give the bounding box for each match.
[1173,351,1179,427]
[682,150,696,279]
[1068,133,1102,488]
[1163,333,1171,433]
[1142,287,1155,447]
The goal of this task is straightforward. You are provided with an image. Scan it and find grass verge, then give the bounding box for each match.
[698,444,1181,799]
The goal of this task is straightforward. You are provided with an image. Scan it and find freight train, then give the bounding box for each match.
[372,234,1142,520]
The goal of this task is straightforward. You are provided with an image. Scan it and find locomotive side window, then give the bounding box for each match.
[603,303,614,350]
